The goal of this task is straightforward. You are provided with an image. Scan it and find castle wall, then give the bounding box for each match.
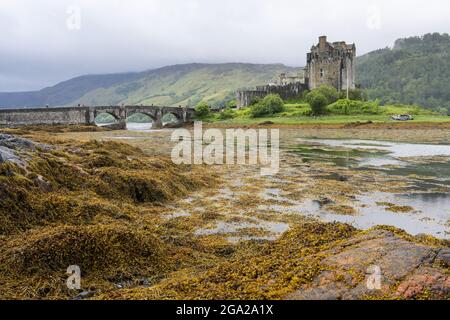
[236,90,267,109]
[237,82,307,109]
[307,58,342,90]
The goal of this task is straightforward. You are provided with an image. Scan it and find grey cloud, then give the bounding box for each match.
[1,0,449,91]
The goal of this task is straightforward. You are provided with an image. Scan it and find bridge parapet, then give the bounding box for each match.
[0,105,195,129]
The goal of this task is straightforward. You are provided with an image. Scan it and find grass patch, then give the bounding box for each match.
[200,98,449,125]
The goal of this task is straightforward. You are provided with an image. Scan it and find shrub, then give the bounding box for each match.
[327,99,381,115]
[360,101,381,114]
[261,94,284,113]
[226,99,237,108]
[195,102,211,117]
[316,85,339,105]
[289,109,312,117]
[250,103,272,118]
[327,99,350,114]
[437,107,449,115]
[250,94,284,118]
[250,96,262,106]
[305,91,328,115]
[218,108,235,120]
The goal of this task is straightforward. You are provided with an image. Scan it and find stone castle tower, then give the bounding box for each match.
[236,36,356,108]
[306,36,356,91]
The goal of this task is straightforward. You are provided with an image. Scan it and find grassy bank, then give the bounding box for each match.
[209,114,450,126]
[201,103,450,125]
[196,89,450,126]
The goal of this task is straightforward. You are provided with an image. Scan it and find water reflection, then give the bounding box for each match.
[126,122,153,131]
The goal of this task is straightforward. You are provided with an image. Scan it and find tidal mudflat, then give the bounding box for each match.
[0,125,448,300]
[60,127,450,239]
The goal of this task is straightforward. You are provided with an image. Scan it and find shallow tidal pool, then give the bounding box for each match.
[64,127,450,239]
[286,137,450,238]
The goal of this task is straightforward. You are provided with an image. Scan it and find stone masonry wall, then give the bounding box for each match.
[0,107,90,126]
[237,82,307,108]
[0,106,195,128]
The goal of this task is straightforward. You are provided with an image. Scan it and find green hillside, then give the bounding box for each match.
[356,33,450,111]
[69,63,298,108]
[1,33,449,110]
[0,73,140,108]
[0,63,297,108]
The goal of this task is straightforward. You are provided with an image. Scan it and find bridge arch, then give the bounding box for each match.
[126,111,156,122]
[162,111,182,126]
[94,111,120,125]
[125,112,155,130]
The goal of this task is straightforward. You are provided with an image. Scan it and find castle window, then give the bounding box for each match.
[320,68,324,77]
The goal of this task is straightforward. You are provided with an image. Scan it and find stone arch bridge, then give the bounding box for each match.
[0,105,195,129]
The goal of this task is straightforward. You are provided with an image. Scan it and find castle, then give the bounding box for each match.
[236,36,356,108]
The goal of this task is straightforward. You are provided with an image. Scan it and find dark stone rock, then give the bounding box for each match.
[138,278,150,286]
[163,122,184,128]
[33,175,52,192]
[0,134,37,151]
[73,291,96,300]
[313,197,334,207]
[285,229,449,300]
[0,134,51,165]
[435,248,450,267]
[259,121,274,125]
[0,146,20,163]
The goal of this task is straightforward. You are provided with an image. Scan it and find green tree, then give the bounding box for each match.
[316,85,339,105]
[437,107,449,115]
[250,94,284,118]
[195,102,211,117]
[261,94,284,113]
[305,91,328,115]
[356,33,450,109]
[250,103,272,117]
[218,108,235,120]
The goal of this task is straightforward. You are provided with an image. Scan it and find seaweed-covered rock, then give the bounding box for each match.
[0,134,38,151]
[2,223,166,277]
[285,229,449,300]
[0,146,21,164]
[0,134,51,165]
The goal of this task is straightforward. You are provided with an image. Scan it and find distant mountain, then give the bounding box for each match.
[0,63,297,108]
[0,72,140,108]
[356,33,450,110]
[2,33,449,110]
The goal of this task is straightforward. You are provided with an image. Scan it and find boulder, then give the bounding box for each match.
[0,146,22,164]
[0,134,37,151]
[285,229,449,300]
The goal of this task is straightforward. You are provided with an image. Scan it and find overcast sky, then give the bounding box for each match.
[1,0,449,91]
